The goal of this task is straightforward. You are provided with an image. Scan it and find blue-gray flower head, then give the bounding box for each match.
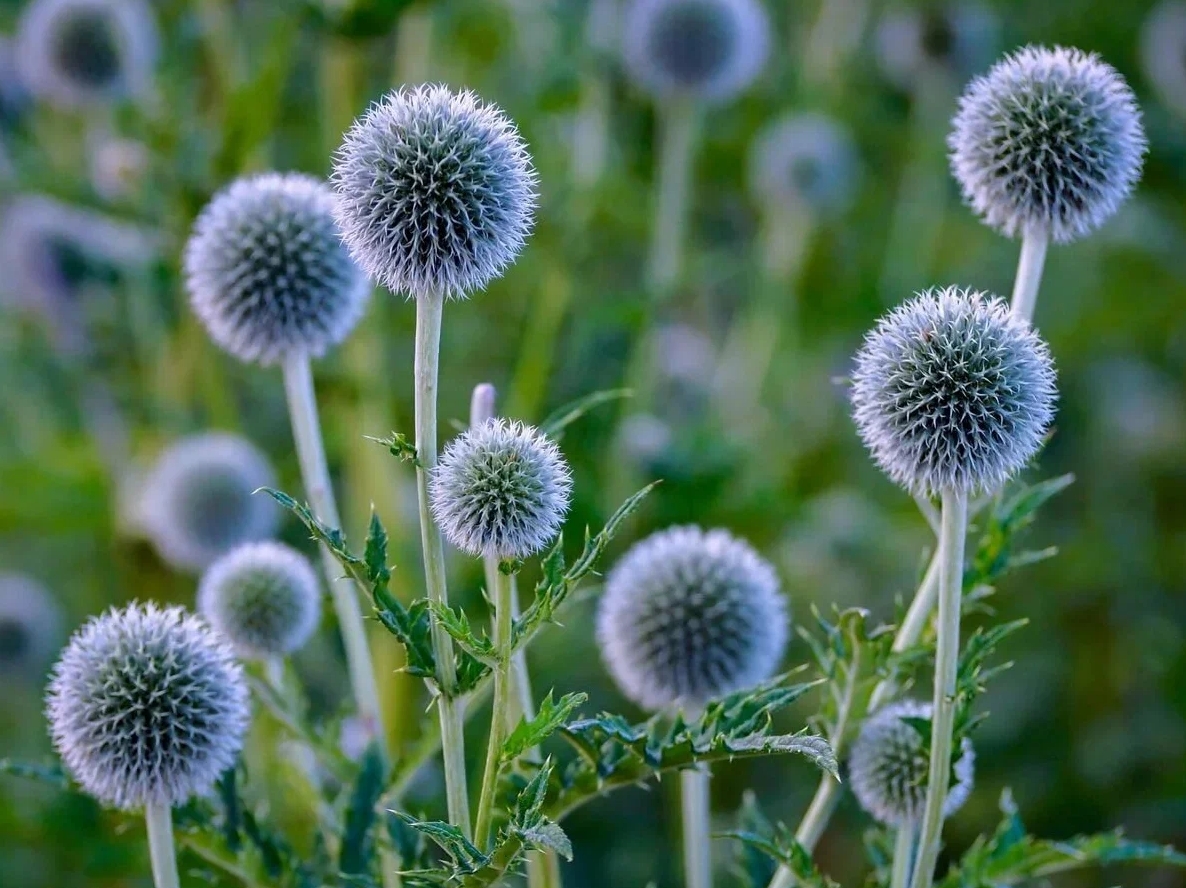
[0,573,62,678]
[430,419,572,560]
[874,1,999,91]
[621,0,770,103]
[850,287,1057,496]
[748,113,860,215]
[197,542,321,661]
[596,525,787,712]
[1141,2,1186,119]
[139,433,280,573]
[185,173,371,366]
[848,700,975,827]
[948,45,1147,243]
[332,85,537,299]
[46,602,250,810]
[14,0,157,108]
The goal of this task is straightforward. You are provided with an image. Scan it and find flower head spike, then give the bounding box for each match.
[14,0,157,108]
[848,700,975,827]
[197,542,321,661]
[597,525,787,712]
[874,1,999,91]
[621,0,770,103]
[332,85,537,299]
[949,45,1147,243]
[429,419,572,560]
[139,433,280,573]
[0,574,62,678]
[185,173,371,366]
[748,113,860,215]
[850,287,1057,496]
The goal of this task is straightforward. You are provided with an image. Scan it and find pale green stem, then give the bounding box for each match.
[890,823,917,888]
[681,768,713,888]
[648,97,699,296]
[413,295,472,835]
[1009,225,1049,323]
[907,488,968,888]
[570,0,616,191]
[145,801,180,888]
[282,355,384,750]
[474,567,515,848]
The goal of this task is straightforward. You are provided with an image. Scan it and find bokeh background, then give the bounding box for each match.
[1,0,1185,885]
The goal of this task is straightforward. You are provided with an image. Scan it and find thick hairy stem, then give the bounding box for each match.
[474,568,515,848]
[145,801,180,888]
[890,823,918,888]
[681,768,713,888]
[1009,225,1049,323]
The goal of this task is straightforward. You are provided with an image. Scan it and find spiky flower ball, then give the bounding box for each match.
[850,287,1057,496]
[621,0,770,103]
[14,0,158,108]
[0,574,61,677]
[197,542,321,661]
[46,603,249,810]
[185,173,371,366]
[848,701,975,827]
[139,433,280,573]
[748,113,860,215]
[597,526,787,712]
[332,85,537,299]
[429,419,572,560]
[949,45,1146,243]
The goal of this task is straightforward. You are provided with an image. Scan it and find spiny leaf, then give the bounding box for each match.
[723,819,840,888]
[368,431,420,466]
[426,601,497,666]
[391,814,488,872]
[502,692,589,765]
[539,388,632,440]
[515,822,573,861]
[340,742,385,876]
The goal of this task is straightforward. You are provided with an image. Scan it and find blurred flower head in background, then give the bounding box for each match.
[874,1,1000,91]
[1140,1,1186,119]
[748,112,860,216]
[0,574,62,679]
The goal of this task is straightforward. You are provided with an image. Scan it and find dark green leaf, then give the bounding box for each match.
[341,742,386,875]
[502,692,589,765]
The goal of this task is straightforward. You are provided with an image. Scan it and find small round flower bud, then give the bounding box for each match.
[184,173,371,366]
[139,433,280,573]
[748,113,860,215]
[848,700,975,827]
[429,419,572,560]
[14,0,158,109]
[596,525,787,712]
[0,574,62,678]
[621,0,770,103]
[874,1,999,92]
[850,287,1057,496]
[332,85,537,299]
[948,45,1147,243]
[46,602,250,810]
[197,542,321,661]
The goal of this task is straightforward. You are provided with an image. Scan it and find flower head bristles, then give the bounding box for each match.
[1141,2,1186,119]
[747,113,860,217]
[948,45,1147,245]
[0,574,62,678]
[46,602,250,811]
[848,701,975,828]
[621,0,771,103]
[14,0,158,108]
[184,173,371,366]
[850,287,1057,497]
[874,1,999,92]
[197,542,321,662]
[430,419,573,561]
[139,433,280,573]
[332,85,538,299]
[597,525,788,712]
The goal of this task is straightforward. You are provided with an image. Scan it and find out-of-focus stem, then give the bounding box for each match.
[648,97,699,296]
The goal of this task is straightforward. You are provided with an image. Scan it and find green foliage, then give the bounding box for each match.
[724,793,840,888]
[501,691,589,765]
[368,431,421,467]
[340,743,386,877]
[539,388,632,440]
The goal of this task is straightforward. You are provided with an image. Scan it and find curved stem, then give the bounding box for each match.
[647,97,699,296]
[891,823,918,888]
[413,295,472,835]
[1009,226,1049,323]
[145,801,180,888]
[283,355,384,751]
[474,566,515,848]
[907,489,968,888]
[681,768,713,888]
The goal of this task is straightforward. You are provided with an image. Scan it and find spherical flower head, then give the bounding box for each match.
[46,602,250,810]
[332,85,537,299]
[596,526,787,712]
[850,287,1057,496]
[197,542,321,661]
[874,1,999,91]
[948,45,1147,243]
[185,173,371,366]
[621,0,770,103]
[0,574,62,678]
[848,701,975,828]
[139,433,280,573]
[14,0,158,108]
[748,113,860,215]
[429,419,572,560]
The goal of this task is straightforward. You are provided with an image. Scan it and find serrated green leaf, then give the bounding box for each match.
[722,822,840,888]
[0,758,69,788]
[368,431,420,466]
[392,813,489,872]
[341,742,386,876]
[427,601,497,665]
[515,822,573,861]
[502,692,589,765]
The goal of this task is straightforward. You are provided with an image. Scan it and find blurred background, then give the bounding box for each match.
[1,0,1184,885]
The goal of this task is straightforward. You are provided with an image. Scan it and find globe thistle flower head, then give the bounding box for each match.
[197,542,321,661]
[874,1,999,91]
[429,419,572,560]
[748,113,860,215]
[848,700,975,827]
[332,85,537,299]
[0,574,62,678]
[1141,2,1186,119]
[621,0,770,103]
[15,0,158,108]
[948,45,1147,243]
[596,526,787,712]
[139,433,280,573]
[850,287,1057,496]
[46,602,249,811]
[185,173,371,366]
